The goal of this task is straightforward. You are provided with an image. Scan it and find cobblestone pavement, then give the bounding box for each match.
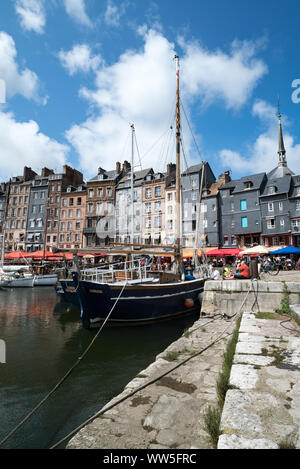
[218,312,300,449]
[67,315,236,449]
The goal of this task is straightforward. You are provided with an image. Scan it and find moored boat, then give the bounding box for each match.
[57,55,208,328]
[6,275,35,288]
[68,271,204,328]
[34,273,58,286]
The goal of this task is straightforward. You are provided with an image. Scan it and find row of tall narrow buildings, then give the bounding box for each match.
[1,114,300,253]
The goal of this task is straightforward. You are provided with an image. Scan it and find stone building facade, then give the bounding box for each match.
[83,162,125,248]
[115,166,153,244]
[5,166,37,251]
[58,184,86,250]
[142,172,166,245]
[46,165,83,252]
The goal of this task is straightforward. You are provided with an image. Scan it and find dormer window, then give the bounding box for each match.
[268,186,276,194]
[244,181,253,189]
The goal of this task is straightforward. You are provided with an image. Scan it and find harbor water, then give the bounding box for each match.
[0,287,198,449]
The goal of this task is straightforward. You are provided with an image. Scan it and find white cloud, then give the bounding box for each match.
[63,0,92,27]
[219,99,300,176]
[15,0,46,34]
[104,0,128,27]
[58,44,102,75]
[65,29,268,177]
[0,111,69,180]
[0,31,46,104]
[180,38,267,110]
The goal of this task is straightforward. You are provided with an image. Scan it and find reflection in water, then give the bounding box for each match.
[0,287,198,449]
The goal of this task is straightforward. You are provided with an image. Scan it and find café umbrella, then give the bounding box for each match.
[271,246,300,255]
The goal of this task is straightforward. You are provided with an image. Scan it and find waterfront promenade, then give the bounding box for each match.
[67,277,300,450]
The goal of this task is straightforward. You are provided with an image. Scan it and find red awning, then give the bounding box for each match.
[4,250,28,259]
[25,250,54,259]
[206,248,243,257]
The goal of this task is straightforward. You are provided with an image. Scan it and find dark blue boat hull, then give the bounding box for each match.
[59,275,204,328]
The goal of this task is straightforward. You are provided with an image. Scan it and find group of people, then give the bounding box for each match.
[210,259,251,281]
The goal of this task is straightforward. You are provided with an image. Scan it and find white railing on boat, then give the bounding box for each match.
[80,259,151,284]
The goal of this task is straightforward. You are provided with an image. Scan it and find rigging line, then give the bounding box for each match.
[180,99,203,163]
[0,282,128,449]
[138,97,177,166]
[133,131,142,170]
[137,127,171,164]
[159,121,176,174]
[119,128,131,164]
[49,308,240,450]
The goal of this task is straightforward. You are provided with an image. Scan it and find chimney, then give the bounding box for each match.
[23,166,37,181]
[116,161,121,174]
[41,167,54,177]
[122,160,131,172]
[218,171,231,185]
[167,163,176,176]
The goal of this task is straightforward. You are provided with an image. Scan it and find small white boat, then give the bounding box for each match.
[6,275,35,288]
[33,274,58,286]
[2,265,30,272]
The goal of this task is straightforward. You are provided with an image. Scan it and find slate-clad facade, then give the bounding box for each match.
[181,162,216,248]
[220,172,267,248]
[26,169,53,252]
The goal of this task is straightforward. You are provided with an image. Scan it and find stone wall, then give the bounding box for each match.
[201,280,300,316]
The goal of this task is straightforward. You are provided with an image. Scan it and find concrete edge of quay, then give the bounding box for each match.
[66,277,300,450]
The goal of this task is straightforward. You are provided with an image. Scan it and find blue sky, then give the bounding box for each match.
[0,0,300,182]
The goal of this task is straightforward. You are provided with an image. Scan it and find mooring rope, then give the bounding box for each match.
[49,295,248,449]
[0,282,128,449]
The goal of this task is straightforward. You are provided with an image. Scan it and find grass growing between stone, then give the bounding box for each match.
[203,314,242,448]
[275,283,300,327]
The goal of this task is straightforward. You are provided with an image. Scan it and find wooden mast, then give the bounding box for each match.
[130,124,135,245]
[174,55,182,270]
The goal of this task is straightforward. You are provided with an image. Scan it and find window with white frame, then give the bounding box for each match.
[155,216,161,228]
[267,219,275,229]
[291,219,300,228]
[155,186,161,197]
[167,219,173,230]
[268,202,274,212]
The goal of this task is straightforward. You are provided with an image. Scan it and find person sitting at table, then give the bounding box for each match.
[211,266,221,280]
[223,265,234,279]
[234,260,250,279]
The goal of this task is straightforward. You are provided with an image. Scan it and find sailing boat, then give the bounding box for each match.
[0,233,34,287]
[58,55,206,328]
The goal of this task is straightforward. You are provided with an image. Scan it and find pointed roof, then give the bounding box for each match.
[278,113,286,161]
[267,110,294,179]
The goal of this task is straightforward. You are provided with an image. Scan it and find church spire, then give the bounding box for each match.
[277,100,287,167]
